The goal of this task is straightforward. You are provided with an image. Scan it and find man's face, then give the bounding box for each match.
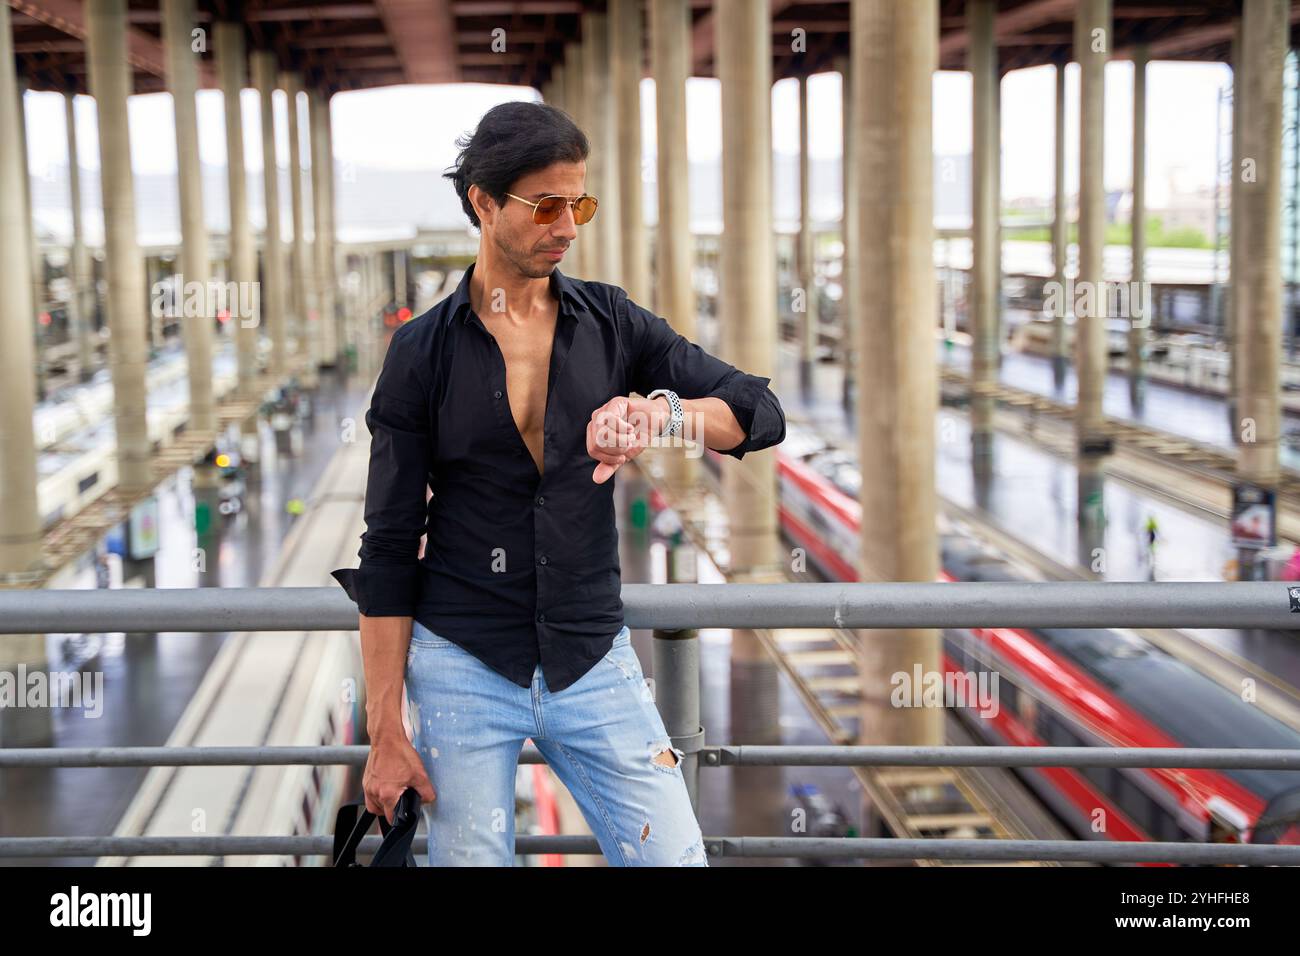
[475,160,586,279]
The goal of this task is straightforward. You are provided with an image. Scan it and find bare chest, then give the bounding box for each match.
[480,311,558,472]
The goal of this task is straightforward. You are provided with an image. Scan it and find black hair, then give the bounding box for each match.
[443,101,589,229]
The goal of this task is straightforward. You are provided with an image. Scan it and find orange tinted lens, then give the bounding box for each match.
[574,196,597,225]
[533,196,566,224]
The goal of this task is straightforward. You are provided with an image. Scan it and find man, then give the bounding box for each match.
[332,101,786,866]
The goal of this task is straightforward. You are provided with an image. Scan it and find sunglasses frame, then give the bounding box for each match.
[504,191,598,226]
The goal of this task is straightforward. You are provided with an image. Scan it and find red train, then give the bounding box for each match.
[703,431,1300,853]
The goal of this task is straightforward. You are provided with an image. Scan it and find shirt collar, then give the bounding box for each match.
[452,259,584,324]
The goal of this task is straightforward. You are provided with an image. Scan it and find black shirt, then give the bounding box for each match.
[331,261,786,692]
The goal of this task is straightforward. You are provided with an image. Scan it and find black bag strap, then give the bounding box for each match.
[332,802,363,866]
[333,789,420,867]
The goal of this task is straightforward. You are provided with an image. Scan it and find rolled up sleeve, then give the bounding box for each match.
[331,323,432,616]
[620,289,786,460]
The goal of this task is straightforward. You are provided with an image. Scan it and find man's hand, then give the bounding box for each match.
[364,732,437,824]
[587,395,669,483]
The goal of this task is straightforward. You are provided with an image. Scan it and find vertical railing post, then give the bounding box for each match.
[652,532,705,811]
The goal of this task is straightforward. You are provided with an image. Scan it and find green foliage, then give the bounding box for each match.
[1002,214,1211,249]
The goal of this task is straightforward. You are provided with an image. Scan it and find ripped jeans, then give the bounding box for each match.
[403,620,709,867]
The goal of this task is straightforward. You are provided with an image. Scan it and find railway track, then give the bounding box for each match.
[940,365,1300,501]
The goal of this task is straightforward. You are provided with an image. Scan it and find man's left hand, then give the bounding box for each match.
[586,395,668,483]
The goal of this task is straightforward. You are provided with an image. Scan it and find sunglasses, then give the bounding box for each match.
[505,192,598,226]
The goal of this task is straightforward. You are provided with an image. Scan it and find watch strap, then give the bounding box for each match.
[646,388,684,438]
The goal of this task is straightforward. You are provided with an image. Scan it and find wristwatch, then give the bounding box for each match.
[646,388,684,438]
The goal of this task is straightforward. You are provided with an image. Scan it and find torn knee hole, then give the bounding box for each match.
[653,747,678,768]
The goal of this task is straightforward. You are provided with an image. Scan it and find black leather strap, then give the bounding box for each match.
[333,790,420,867]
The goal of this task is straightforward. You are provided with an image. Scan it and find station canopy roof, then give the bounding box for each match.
[8,0,1297,98]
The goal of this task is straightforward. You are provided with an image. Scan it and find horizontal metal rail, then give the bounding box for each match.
[3,835,1297,865]
[1,744,1297,771]
[2,585,1297,864]
[2,582,1300,631]
[2,745,1296,863]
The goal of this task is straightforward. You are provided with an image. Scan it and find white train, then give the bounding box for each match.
[36,344,241,530]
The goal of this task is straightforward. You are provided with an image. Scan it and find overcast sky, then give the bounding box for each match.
[19,58,1234,212]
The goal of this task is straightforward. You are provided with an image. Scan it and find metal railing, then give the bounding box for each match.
[1,583,1298,865]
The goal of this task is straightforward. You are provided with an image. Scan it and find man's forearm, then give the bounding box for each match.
[651,395,745,451]
[359,613,414,743]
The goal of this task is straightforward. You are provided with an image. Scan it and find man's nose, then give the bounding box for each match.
[552,203,578,241]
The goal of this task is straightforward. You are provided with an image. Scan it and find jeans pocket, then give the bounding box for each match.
[409,621,453,648]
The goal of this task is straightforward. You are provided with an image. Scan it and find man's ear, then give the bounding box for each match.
[469,184,497,227]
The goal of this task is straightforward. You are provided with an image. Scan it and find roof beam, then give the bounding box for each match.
[9,0,216,89]
[1133,5,1300,58]
[247,4,379,21]
[293,33,392,47]
[374,0,459,83]
[452,1,582,14]
[939,0,1075,60]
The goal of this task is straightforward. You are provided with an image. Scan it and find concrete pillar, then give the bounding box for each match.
[323,91,346,363]
[282,70,316,387]
[650,0,698,491]
[611,0,648,302]
[395,248,407,308]
[717,0,779,573]
[1229,19,1245,439]
[15,80,45,403]
[582,13,621,284]
[64,92,94,382]
[86,0,151,493]
[564,40,587,280]
[251,49,287,378]
[969,0,1000,459]
[1074,0,1112,544]
[552,62,567,113]
[163,0,216,436]
[1237,0,1287,495]
[146,254,164,349]
[216,22,259,406]
[0,54,48,729]
[854,0,941,747]
[650,0,694,333]
[1128,44,1148,411]
[309,88,338,366]
[837,55,856,418]
[0,0,43,602]
[1051,63,1068,390]
[364,252,380,368]
[797,73,819,392]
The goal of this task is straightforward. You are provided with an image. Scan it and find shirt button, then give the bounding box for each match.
[537,612,546,623]
[494,389,503,399]
[535,496,545,506]
[539,555,548,565]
